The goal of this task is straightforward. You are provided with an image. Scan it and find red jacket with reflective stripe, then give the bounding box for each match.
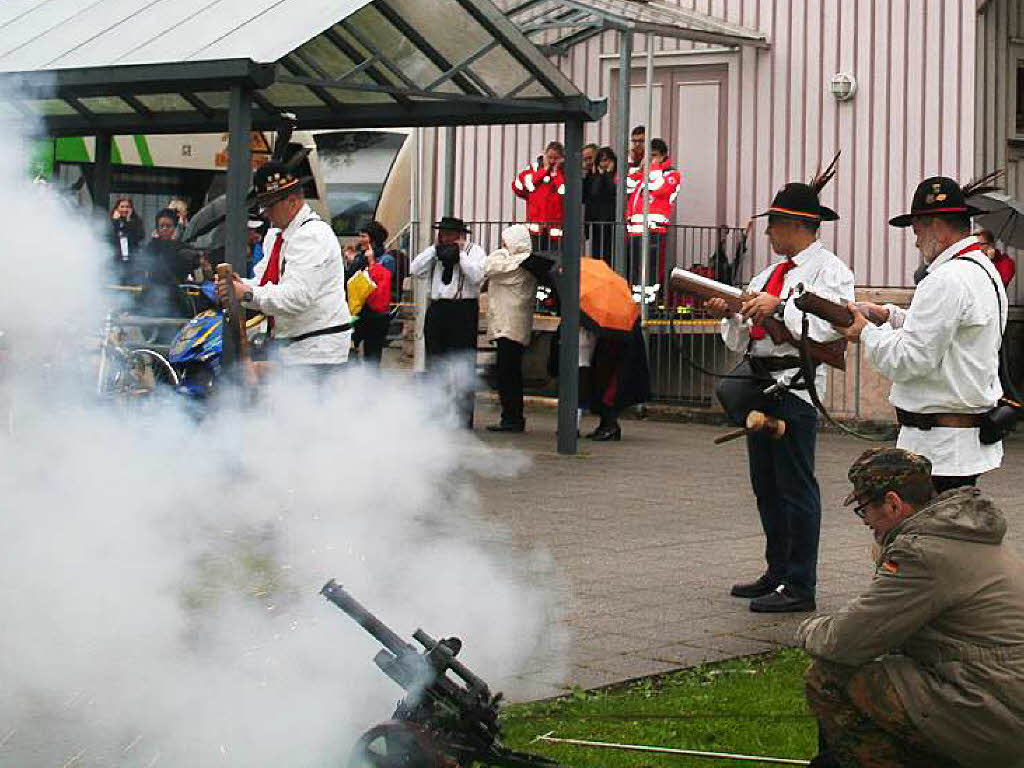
[512,161,565,238]
[625,158,681,236]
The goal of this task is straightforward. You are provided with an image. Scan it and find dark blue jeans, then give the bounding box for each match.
[746,393,821,599]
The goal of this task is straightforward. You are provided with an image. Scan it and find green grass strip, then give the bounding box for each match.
[500,649,816,767]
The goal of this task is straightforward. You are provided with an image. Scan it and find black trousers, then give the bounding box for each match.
[424,299,479,428]
[356,310,389,365]
[495,337,526,425]
[746,393,821,599]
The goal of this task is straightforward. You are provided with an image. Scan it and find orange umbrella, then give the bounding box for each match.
[579,257,639,334]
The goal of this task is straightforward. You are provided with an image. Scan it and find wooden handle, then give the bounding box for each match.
[714,427,748,445]
[746,410,786,439]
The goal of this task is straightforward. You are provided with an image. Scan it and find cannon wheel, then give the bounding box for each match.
[348,722,449,768]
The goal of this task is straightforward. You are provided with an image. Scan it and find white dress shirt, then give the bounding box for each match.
[720,240,855,404]
[861,235,1007,476]
[243,204,351,365]
[410,241,486,299]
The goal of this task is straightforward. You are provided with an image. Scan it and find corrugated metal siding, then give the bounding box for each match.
[431,0,980,292]
[977,0,1023,305]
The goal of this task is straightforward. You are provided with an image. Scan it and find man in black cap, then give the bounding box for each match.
[705,158,854,613]
[837,175,1007,492]
[218,160,352,372]
[410,216,486,428]
[800,447,1024,768]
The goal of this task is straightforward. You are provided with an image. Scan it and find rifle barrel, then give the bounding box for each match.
[321,580,414,657]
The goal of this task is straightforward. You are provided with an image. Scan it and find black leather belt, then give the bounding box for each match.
[281,322,354,344]
[750,355,802,372]
[896,408,985,429]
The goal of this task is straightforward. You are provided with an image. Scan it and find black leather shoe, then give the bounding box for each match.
[486,421,525,433]
[750,586,816,613]
[590,424,622,441]
[730,574,781,598]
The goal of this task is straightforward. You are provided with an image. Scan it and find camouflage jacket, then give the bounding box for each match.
[798,488,1024,767]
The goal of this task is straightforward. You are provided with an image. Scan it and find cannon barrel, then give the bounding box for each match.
[321,580,414,657]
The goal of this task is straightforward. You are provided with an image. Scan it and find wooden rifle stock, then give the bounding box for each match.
[669,268,847,371]
[216,263,257,385]
[792,283,889,328]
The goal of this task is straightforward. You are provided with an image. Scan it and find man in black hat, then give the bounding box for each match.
[705,160,854,613]
[410,216,486,428]
[217,160,352,372]
[837,175,1007,492]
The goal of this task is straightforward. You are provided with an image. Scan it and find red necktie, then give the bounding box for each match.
[749,258,795,340]
[257,234,283,334]
[259,234,284,286]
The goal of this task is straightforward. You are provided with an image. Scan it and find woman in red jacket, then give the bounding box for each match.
[512,141,565,252]
[977,228,1016,288]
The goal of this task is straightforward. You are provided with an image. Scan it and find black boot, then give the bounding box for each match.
[585,406,612,439]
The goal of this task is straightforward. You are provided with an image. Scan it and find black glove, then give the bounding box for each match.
[437,242,460,285]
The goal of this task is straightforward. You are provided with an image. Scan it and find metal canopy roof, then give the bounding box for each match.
[504,0,769,54]
[0,0,605,136]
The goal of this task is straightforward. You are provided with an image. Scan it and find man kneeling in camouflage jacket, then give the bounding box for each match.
[799,448,1024,768]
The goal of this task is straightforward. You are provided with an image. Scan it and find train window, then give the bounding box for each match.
[314,131,406,236]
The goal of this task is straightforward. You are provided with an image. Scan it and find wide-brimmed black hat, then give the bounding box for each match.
[432,215,471,234]
[754,182,839,223]
[250,161,307,208]
[888,176,987,228]
[753,152,841,223]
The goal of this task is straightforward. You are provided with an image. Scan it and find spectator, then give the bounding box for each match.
[627,124,645,173]
[483,224,537,433]
[410,216,486,428]
[109,197,145,282]
[977,227,1016,287]
[584,146,618,263]
[352,244,393,366]
[582,142,598,175]
[625,138,680,296]
[246,218,266,279]
[709,223,735,285]
[137,208,201,322]
[167,198,190,239]
[512,141,565,252]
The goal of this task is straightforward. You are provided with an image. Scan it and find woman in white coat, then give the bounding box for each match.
[483,224,537,432]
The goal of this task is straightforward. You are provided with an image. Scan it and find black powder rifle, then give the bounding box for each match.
[670,268,848,370]
[321,580,564,768]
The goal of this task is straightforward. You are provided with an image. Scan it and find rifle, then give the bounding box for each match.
[792,283,889,328]
[215,263,257,386]
[321,580,562,768]
[669,268,847,371]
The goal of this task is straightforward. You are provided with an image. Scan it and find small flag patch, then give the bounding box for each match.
[881,560,900,575]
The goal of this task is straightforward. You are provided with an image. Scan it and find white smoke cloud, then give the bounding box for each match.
[0,94,567,766]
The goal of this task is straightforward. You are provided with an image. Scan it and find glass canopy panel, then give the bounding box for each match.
[322,86,394,104]
[136,93,193,112]
[262,82,331,108]
[518,81,552,99]
[78,96,135,114]
[191,91,230,110]
[293,34,375,87]
[384,0,494,73]
[466,46,545,97]
[345,5,456,92]
[30,99,78,116]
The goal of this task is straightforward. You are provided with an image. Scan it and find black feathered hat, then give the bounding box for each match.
[249,161,307,209]
[888,171,1003,227]
[754,152,841,223]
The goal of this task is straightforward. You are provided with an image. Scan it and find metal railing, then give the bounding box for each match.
[455,220,861,416]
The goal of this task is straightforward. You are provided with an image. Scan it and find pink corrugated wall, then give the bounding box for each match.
[419,0,979,290]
